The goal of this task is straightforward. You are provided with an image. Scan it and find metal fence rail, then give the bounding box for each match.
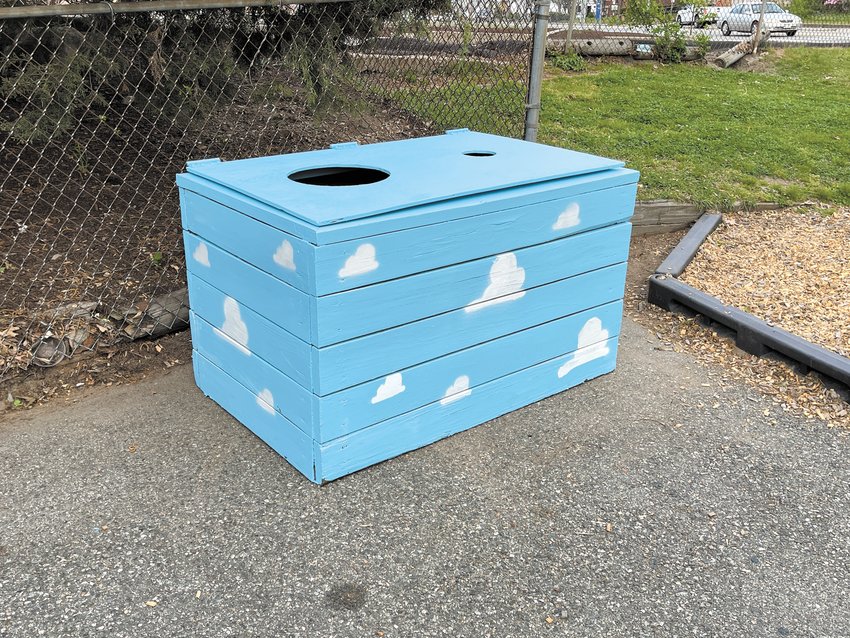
[0,0,535,377]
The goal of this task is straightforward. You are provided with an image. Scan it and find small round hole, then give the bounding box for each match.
[288,166,389,186]
[463,151,496,157]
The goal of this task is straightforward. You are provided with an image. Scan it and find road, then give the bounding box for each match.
[1,318,849,637]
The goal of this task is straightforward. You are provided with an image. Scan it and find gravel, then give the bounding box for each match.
[2,318,850,637]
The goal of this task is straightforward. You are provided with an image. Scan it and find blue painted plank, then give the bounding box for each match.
[317,223,631,344]
[183,231,313,343]
[316,184,636,295]
[316,263,627,394]
[179,182,635,298]
[192,352,316,482]
[190,295,621,442]
[186,274,312,389]
[184,219,631,349]
[318,302,623,442]
[319,336,620,481]
[177,167,639,246]
[190,311,314,436]
[188,259,626,396]
[181,189,314,294]
[183,131,625,226]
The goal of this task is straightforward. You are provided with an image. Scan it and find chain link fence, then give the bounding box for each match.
[0,0,536,379]
[2,0,847,382]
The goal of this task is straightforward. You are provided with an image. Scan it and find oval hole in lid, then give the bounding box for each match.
[463,151,496,157]
[288,166,389,186]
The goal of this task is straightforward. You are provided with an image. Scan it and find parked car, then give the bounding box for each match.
[713,5,733,22]
[719,2,802,36]
[676,4,720,27]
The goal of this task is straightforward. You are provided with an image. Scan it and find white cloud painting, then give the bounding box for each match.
[557,317,609,378]
[213,296,250,355]
[256,388,275,414]
[553,202,581,230]
[273,239,296,271]
[465,252,526,313]
[440,375,471,405]
[339,243,378,278]
[371,373,405,404]
[192,242,210,267]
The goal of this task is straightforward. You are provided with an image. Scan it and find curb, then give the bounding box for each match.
[632,201,782,236]
[656,213,722,276]
[647,214,850,393]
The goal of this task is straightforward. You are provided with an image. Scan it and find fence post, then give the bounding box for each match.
[524,0,550,142]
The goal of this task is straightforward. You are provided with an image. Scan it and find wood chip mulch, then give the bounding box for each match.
[681,204,850,359]
[626,224,850,431]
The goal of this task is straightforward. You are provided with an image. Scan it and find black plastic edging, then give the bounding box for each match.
[648,275,850,389]
[656,213,722,277]
[647,213,850,393]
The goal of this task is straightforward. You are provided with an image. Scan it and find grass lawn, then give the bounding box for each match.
[802,12,850,24]
[540,48,850,209]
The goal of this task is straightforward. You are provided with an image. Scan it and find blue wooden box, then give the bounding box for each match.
[177,129,639,483]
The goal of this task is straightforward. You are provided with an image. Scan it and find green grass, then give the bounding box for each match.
[802,12,850,24]
[540,48,850,208]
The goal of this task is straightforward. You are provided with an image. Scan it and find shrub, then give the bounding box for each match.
[694,33,711,60]
[547,49,588,72]
[652,20,688,63]
[624,0,666,26]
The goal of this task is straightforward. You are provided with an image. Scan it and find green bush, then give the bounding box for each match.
[547,49,588,72]
[624,0,666,26]
[694,33,711,60]
[788,0,822,17]
[652,20,688,63]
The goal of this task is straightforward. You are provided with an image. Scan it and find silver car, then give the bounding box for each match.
[719,2,802,36]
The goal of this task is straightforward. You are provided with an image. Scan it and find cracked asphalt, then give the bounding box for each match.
[1,318,849,637]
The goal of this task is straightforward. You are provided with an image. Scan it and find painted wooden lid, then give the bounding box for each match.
[183,130,624,227]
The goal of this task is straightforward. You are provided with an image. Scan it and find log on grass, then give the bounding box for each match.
[573,37,633,56]
[714,30,768,68]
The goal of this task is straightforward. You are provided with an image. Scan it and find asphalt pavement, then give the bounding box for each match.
[1,318,849,637]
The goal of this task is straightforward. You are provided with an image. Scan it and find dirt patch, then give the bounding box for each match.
[0,329,192,419]
[717,47,785,73]
[681,204,850,358]
[0,64,432,380]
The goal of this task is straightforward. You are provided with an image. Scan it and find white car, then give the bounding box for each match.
[676,4,720,26]
[719,2,802,36]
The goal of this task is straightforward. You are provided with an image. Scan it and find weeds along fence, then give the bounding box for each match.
[0,0,537,379]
